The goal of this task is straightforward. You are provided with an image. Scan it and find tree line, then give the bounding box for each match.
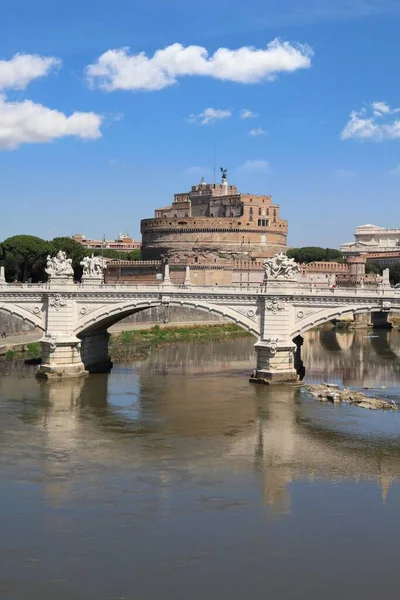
[286,246,344,263]
[0,235,141,282]
[3,237,400,286]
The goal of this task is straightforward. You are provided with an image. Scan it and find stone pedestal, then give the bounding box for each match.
[250,339,299,384]
[48,276,74,286]
[36,335,88,380]
[163,263,171,285]
[353,312,372,328]
[81,276,104,286]
[184,266,192,287]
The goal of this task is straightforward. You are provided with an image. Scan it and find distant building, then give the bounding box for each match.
[73,233,141,253]
[341,224,400,257]
[140,175,288,262]
[105,255,375,287]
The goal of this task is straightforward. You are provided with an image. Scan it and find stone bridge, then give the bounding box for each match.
[1,263,400,381]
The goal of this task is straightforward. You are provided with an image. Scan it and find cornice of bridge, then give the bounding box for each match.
[1,283,400,305]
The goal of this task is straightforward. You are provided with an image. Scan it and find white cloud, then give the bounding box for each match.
[240,108,258,119]
[85,39,313,92]
[188,107,231,125]
[249,127,267,136]
[0,53,60,91]
[0,94,102,150]
[387,164,400,175]
[185,166,212,177]
[372,101,391,116]
[341,102,400,141]
[237,159,269,172]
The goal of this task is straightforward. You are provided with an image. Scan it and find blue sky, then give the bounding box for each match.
[1,0,400,247]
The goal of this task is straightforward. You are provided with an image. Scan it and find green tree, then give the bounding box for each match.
[125,249,141,261]
[50,237,87,279]
[365,261,381,275]
[92,248,142,261]
[389,263,400,285]
[93,249,121,260]
[287,247,344,263]
[1,235,50,282]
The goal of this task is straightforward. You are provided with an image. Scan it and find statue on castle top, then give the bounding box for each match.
[80,254,107,277]
[263,253,299,281]
[45,250,74,278]
[220,167,228,183]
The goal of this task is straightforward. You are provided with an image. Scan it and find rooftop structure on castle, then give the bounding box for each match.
[73,233,141,252]
[141,171,288,262]
[341,224,400,256]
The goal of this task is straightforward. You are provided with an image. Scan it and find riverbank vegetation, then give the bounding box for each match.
[0,324,251,363]
[0,342,41,362]
[109,324,251,361]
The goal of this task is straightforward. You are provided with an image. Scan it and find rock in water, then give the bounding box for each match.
[303,384,398,411]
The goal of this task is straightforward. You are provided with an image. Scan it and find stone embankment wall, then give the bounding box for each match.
[121,306,224,325]
[0,314,37,335]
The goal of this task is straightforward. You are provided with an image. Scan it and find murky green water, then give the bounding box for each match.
[1,328,400,599]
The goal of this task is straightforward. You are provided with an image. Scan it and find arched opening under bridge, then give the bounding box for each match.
[75,301,259,374]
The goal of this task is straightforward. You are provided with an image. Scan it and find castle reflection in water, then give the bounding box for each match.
[1,327,400,515]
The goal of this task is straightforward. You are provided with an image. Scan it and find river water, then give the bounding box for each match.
[1,327,400,599]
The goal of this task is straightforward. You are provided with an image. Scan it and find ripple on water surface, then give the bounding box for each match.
[1,331,400,599]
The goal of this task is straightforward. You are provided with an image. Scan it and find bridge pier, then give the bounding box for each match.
[80,331,113,373]
[371,311,393,329]
[37,335,88,380]
[251,339,299,384]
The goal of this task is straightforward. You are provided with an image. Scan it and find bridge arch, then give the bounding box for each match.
[0,303,45,332]
[74,299,260,338]
[291,304,396,339]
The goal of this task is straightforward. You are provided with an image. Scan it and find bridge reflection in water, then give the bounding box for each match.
[1,329,400,516]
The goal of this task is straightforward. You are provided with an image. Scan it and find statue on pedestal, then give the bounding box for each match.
[220,167,228,183]
[80,254,107,279]
[263,253,300,282]
[46,251,74,279]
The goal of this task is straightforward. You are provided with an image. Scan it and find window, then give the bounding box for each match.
[258,208,262,216]
[249,216,253,222]
[249,207,253,214]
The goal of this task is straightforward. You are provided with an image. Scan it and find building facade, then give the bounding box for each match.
[105,256,374,287]
[73,233,141,252]
[341,224,400,256]
[140,178,288,262]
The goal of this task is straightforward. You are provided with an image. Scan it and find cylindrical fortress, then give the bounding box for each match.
[141,180,288,262]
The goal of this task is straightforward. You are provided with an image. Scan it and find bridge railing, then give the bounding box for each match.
[2,280,400,297]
